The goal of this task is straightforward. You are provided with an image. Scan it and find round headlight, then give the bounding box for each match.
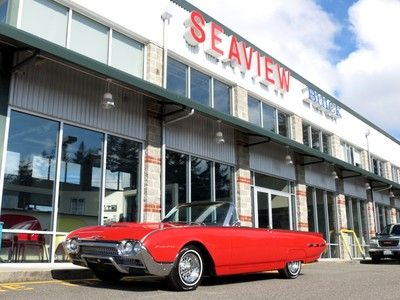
[118,240,141,256]
[66,238,79,254]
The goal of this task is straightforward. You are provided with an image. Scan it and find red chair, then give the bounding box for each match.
[0,214,48,262]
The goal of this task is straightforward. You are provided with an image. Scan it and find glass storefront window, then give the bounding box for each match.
[215,163,233,202]
[165,151,188,214]
[190,69,211,106]
[213,79,230,114]
[316,189,326,239]
[57,124,103,232]
[104,135,140,224]
[322,133,329,154]
[20,0,68,46]
[254,173,289,193]
[1,111,59,231]
[111,31,144,77]
[70,12,108,63]
[307,187,315,231]
[191,157,211,202]
[248,96,261,126]
[167,57,187,96]
[262,104,276,132]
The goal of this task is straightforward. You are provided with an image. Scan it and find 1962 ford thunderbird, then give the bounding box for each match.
[63,201,326,291]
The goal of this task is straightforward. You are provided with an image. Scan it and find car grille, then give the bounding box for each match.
[80,245,118,257]
[378,240,399,247]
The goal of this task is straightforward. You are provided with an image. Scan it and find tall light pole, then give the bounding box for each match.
[365,129,371,172]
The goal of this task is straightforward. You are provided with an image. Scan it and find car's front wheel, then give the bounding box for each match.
[279,261,302,279]
[167,245,204,291]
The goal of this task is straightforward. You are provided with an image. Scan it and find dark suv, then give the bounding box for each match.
[369,224,400,262]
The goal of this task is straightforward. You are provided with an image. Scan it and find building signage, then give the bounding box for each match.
[184,11,291,93]
[302,87,342,119]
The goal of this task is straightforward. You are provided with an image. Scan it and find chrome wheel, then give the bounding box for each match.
[279,261,302,279]
[178,250,203,286]
[287,261,301,275]
[167,245,204,291]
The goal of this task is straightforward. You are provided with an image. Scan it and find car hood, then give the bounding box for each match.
[67,222,176,242]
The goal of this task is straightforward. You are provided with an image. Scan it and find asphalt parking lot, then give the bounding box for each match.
[1,260,399,300]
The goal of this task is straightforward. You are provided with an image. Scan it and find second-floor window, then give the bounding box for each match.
[247,96,289,137]
[392,166,400,183]
[372,157,384,176]
[303,123,330,154]
[342,142,361,167]
[167,57,231,114]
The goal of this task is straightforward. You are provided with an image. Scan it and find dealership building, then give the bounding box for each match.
[0,0,399,264]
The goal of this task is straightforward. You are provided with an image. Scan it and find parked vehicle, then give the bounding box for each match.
[63,201,326,291]
[369,224,400,262]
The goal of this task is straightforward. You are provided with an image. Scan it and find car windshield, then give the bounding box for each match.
[391,225,400,235]
[381,225,392,235]
[162,202,233,226]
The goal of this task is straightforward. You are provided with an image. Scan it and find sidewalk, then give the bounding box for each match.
[0,263,94,283]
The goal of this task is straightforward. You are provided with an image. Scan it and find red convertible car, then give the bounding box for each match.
[63,201,326,291]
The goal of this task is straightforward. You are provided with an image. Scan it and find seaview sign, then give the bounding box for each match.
[303,87,342,119]
[184,11,291,93]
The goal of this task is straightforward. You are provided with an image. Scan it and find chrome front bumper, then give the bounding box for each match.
[63,240,173,277]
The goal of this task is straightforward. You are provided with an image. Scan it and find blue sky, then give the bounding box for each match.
[315,0,358,63]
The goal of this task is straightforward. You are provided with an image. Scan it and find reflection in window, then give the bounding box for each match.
[165,151,187,214]
[215,163,233,202]
[303,124,310,146]
[307,187,315,231]
[213,79,230,114]
[248,96,261,126]
[0,0,8,23]
[70,12,108,63]
[191,157,211,202]
[254,173,289,193]
[262,104,276,132]
[278,112,288,137]
[167,57,187,96]
[104,135,140,224]
[190,69,210,106]
[111,31,143,77]
[1,111,59,231]
[20,0,68,46]
[311,127,320,150]
[57,125,103,231]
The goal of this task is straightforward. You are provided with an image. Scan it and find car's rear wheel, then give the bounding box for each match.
[167,245,204,291]
[94,270,123,283]
[279,261,302,279]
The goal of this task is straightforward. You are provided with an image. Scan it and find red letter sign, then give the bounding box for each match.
[184,11,206,46]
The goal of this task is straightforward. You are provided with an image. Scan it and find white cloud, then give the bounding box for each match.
[337,0,400,138]
[186,0,340,94]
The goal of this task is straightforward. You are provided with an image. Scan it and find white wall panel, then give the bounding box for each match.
[9,59,145,140]
[250,143,295,180]
[165,114,235,164]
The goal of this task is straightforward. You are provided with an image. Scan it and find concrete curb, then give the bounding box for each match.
[0,264,95,283]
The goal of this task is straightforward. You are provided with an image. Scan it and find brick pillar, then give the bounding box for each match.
[390,198,397,223]
[142,100,162,221]
[233,86,248,121]
[335,180,349,259]
[295,164,308,232]
[330,135,343,160]
[290,115,303,143]
[146,42,163,86]
[360,150,370,172]
[366,190,377,237]
[235,131,252,227]
[383,162,392,181]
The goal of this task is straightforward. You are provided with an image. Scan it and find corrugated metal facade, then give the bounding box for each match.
[344,178,367,199]
[9,59,146,140]
[304,164,336,191]
[249,143,296,180]
[165,114,235,165]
